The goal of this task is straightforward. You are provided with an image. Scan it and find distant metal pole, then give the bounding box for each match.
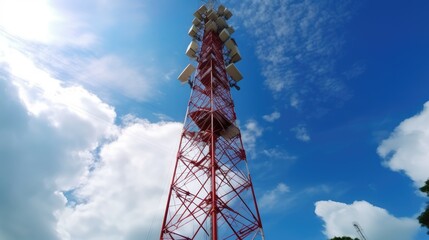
[353,222,368,240]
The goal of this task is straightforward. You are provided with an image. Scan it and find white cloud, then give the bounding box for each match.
[3,47,117,140]
[260,183,290,209]
[291,124,311,142]
[262,111,281,122]
[0,53,116,240]
[232,0,355,109]
[57,117,182,240]
[315,200,419,240]
[377,101,429,187]
[0,66,182,239]
[241,119,263,158]
[0,75,60,240]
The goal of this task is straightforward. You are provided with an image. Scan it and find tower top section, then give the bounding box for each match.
[177,2,243,90]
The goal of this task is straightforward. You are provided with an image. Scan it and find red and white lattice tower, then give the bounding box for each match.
[161,2,265,239]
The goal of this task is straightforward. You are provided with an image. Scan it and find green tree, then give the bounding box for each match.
[330,237,359,240]
[418,179,429,234]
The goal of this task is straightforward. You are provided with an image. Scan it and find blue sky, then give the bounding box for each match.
[1,0,429,239]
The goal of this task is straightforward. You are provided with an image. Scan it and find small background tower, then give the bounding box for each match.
[353,222,368,240]
[160,1,265,239]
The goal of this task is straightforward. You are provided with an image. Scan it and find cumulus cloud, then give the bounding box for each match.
[0,57,115,239]
[377,101,429,187]
[57,117,182,240]
[0,65,183,239]
[291,124,311,142]
[262,111,281,122]
[315,200,419,240]
[231,0,356,109]
[3,47,116,138]
[0,73,58,240]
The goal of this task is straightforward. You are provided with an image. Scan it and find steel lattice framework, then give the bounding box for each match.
[161,3,264,240]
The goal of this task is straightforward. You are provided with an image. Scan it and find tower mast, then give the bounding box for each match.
[161,2,265,239]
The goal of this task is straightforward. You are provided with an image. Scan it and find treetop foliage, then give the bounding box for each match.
[330,237,359,240]
[418,179,429,235]
[420,179,429,196]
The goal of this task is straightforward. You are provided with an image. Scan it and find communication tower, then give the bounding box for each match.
[160,2,265,239]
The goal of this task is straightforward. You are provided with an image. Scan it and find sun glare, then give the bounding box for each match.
[0,0,57,42]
